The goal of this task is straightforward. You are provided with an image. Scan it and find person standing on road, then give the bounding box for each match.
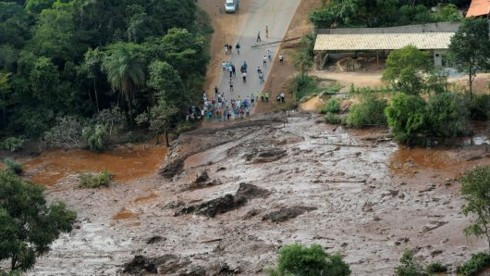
[242,71,247,83]
[265,25,269,38]
[236,42,241,54]
[258,71,264,84]
[267,50,272,62]
[229,79,234,91]
[215,86,219,96]
[232,64,236,76]
[257,31,261,42]
[263,55,267,66]
[265,91,269,102]
[279,54,284,64]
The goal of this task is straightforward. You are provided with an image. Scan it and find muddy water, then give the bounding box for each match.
[23,144,167,186]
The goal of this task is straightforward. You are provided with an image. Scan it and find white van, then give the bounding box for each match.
[225,0,237,13]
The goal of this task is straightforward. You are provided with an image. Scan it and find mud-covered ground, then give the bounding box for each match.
[21,113,489,275]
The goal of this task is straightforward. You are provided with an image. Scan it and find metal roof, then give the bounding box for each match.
[466,0,490,17]
[314,32,454,51]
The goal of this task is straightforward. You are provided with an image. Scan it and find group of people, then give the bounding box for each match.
[195,88,255,121]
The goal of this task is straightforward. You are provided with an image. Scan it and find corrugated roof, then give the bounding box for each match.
[314,32,454,51]
[466,0,490,17]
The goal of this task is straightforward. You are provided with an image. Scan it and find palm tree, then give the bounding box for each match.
[102,42,145,128]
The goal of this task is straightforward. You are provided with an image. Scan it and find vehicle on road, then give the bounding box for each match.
[225,0,238,13]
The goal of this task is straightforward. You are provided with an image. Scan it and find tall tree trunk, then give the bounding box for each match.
[93,79,99,113]
[165,130,170,147]
[127,100,133,129]
[468,73,474,96]
[2,93,7,128]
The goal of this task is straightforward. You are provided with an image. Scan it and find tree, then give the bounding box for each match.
[80,48,103,112]
[0,72,11,128]
[385,93,427,144]
[395,250,426,276]
[461,166,490,253]
[136,100,178,146]
[382,46,431,95]
[147,61,187,108]
[294,34,315,75]
[426,92,470,138]
[268,243,351,276]
[102,42,145,128]
[346,95,388,128]
[449,18,490,95]
[0,171,76,272]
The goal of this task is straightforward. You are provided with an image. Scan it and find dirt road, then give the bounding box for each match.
[214,0,301,109]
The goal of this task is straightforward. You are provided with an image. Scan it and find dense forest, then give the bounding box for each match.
[0,0,211,148]
[310,0,470,28]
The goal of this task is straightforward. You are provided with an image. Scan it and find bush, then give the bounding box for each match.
[395,250,426,276]
[3,158,23,175]
[468,94,490,121]
[426,92,470,138]
[175,121,197,134]
[291,75,321,101]
[43,116,86,149]
[94,107,127,136]
[325,112,342,124]
[385,93,427,144]
[2,137,24,152]
[346,95,387,128]
[79,171,112,188]
[321,98,340,114]
[457,252,490,276]
[82,124,109,152]
[267,243,351,276]
[426,262,447,273]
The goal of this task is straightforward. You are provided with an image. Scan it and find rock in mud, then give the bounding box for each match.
[245,148,287,163]
[146,236,165,245]
[177,183,270,218]
[123,254,192,275]
[195,170,210,184]
[263,206,317,222]
[160,158,185,179]
[184,179,222,191]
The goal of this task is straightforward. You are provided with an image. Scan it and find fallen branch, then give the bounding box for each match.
[201,238,223,243]
[252,37,301,47]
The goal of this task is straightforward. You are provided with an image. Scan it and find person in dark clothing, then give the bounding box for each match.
[256,31,261,42]
[236,43,241,54]
[232,65,236,76]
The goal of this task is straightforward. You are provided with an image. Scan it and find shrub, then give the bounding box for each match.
[325,112,342,124]
[346,95,387,128]
[426,262,447,273]
[457,252,490,276]
[395,250,426,276]
[82,124,109,152]
[426,92,470,138]
[267,243,351,276]
[94,106,127,137]
[2,137,24,152]
[3,158,23,175]
[468,94,490,121]
[43,116,86,149]
[175,121,197,134]
[321,98,340,114]
[291,75,320,101]
[385,93,427,144]
[79,171,112,188]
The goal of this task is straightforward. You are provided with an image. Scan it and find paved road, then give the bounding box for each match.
[215,0,300,110]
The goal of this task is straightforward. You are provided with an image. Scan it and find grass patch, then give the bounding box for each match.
[291,75,322,101]
[79,171,112,188]
[3,158,23,175]
[320,98,340,114]
[325,112,342,125]
[426,262,447,274]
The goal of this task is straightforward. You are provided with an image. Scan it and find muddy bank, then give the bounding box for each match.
[23,112,490,275]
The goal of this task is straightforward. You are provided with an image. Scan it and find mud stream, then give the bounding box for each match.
[12,115,489,275]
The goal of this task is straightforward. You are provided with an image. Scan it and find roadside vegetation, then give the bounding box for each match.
[0,0,212,152]
[310,0,464,29]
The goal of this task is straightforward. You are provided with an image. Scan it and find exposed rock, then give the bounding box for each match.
[195,170,210,184]
[245,148,287,163]
[263,206,317,222]
[184,179,223,191]
[243,209,261,219]
[177,183,270,218]
[160,158,185,179]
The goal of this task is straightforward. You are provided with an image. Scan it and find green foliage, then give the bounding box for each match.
[449,18,490,95]
[346,95,387,128]
[461,166,490,252]
[147,61,187,108]
[294,33,315,75]
[395,250,426,276]
[93,107,127,137]
[79,171,112,188]
[425,262,447,274]
[432,4,461,22]
[2,158,23,175]
[136,101,178,145]
[0,171,76,271]
[82,124,109,152]
[268,243,351,276]
[468,94,490,121]
[321,98,340,114]
[2,137,24,152]
[325,112,342,125]
[426,92,470,138]
[457,252,490,276]
[385,93,427,144]
[291,75,321,101]
[43,116,86,149]
[382,46,431,95]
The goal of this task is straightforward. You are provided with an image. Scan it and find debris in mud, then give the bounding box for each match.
[421,221,448,233]
[245,148,287,163]
[123,254,190,274]
[195,170,209,183]
[177,183,270,217]
[147,236,165,245]
[184,179,223,191]
[160,158,184,179]
[262,206,317,222]
[243,209,261,219]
